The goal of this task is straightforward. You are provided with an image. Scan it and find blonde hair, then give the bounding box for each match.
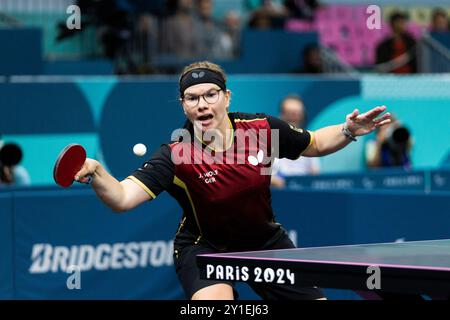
[179,61,227,83]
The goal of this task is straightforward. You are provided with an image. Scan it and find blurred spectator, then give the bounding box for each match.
[0,141,30,187]
[162,0,239,59]
[56,0,136,73]
[365,116,413,169]
[133,14,158,73]
[375,11,417,74]
[271,95,320,188]
[195,0,229,58]
[431,8,449,32]
[248,0,288,29]
[246,0,286,13]
[299,44,323,73]
[248,9,274,29]
[283,0,320,21]
[222,11,241,58]
[161,0,201,58]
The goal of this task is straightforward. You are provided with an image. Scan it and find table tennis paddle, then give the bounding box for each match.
[53,144,91,187]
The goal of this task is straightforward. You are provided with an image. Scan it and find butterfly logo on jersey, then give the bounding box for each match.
[248,150,264,166]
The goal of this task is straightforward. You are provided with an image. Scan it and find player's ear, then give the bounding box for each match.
[180,99,187,115]
[225,90,232,109]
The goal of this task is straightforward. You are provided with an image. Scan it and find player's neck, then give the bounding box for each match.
[202,115,234,152]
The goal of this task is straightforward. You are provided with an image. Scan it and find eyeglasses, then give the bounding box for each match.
[181,89,222,108]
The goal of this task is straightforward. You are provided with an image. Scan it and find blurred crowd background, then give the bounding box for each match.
[1,0,450,187]
[1,0,450,75]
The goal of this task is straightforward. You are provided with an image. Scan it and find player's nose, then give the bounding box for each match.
[198,102,207,111]
[197,99,209,111]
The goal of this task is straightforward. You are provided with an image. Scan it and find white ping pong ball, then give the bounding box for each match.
[133,143,147,157]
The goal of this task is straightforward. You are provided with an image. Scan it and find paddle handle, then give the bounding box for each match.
[78,175,93,185]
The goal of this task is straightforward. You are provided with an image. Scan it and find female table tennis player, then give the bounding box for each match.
[75,61,391,300]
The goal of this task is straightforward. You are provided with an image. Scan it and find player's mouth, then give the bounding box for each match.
[197,114,214,126]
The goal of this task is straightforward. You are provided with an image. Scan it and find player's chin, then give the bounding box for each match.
[194,122,213,133]
[200,119,217,131]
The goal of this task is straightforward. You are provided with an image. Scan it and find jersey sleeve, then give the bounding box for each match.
[126,144,174,199]
[266,115,313,160]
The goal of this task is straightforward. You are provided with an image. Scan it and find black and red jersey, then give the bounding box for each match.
[128,112,312,251]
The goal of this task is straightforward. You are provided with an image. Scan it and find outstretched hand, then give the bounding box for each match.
[345,105,392,137]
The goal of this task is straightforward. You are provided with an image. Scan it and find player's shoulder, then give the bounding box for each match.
[150,143,174,158]
[230,112,269,123]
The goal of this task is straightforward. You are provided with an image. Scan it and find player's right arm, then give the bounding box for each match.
[75,159,152,212]
[75,145,174,212]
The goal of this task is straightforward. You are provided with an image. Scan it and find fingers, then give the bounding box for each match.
[361,105,387,120]
[375,119,392,127]
[74,159,96,181]
[78,176,92,184]
[372,112,391,123]
[74,164,89,182]
[347,108,359,121]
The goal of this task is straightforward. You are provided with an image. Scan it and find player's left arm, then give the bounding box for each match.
[302,106,391,157]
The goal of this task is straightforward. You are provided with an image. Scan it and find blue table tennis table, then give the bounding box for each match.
[197,239,450,299]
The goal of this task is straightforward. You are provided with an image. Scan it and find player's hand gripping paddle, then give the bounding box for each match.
[53,144,91,187]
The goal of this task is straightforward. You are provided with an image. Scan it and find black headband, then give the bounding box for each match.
[179,68,226,96]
